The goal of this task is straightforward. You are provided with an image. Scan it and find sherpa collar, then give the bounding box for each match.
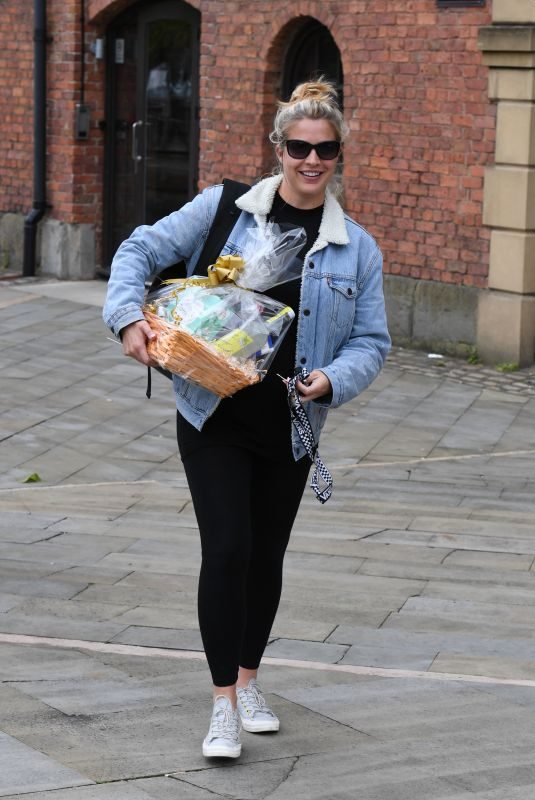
[235,174,350,250]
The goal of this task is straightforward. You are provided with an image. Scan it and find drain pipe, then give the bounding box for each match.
[23,0,49,277]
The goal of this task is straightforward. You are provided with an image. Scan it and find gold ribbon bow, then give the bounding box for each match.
[161,255,245,292]
[149,255,247,317]
[207,255,245,287]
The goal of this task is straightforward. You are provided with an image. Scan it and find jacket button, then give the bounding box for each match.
[347,287,353,296]
[303,308,310,316]
[300,357,307,365]
[309,261,315,269]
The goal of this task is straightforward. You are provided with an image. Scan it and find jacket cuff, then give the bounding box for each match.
[316,366,344,408]
[106,304,146,338]
[312,369,336,408]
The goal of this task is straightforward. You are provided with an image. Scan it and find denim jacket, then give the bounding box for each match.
[103,174,391,460]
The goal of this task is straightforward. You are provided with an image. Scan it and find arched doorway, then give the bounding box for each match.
[282,19,343,104]
[103,0,200,268]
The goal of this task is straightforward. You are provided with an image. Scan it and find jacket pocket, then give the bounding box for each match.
[327,275,357,331]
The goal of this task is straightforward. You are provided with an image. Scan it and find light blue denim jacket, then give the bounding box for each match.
[103,175,391,460]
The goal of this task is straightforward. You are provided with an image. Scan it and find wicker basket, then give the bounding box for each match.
[145,311,260,398]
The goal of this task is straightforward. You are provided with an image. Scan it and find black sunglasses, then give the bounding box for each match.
[285,139,341,160]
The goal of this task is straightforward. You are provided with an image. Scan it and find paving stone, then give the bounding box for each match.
[263,638,349,664]
[400,596,535,626]
[367,528,535,555]
[74,584,197,610]
[44,531,135,555]
[382,611,535,641]
[0,643,111,681]
[9,672,177,716]
[263,749,535,800]
[277,676,535,744]
[441,550,534,571]
[0,732,93,797]
[409,515,535,539]
[0,614,127,642]
[130,777,220,800]
[169,757,302,800]
[96,553,196,576]
[340,644,436,671]
[288,535,451,564]
[423,580,535,608]
[0,559,60,580]
[275,600,391,628]
[0,576,87,599]
[111,626,204,651]
[430,653,535,681]
[0,510,66,533]
[6,597,134,623]
[110,606,199,630]
[264,754,465,800]
[0,593,23,612]
[46,565,133,585]
[358,559,535,588]
[114,571,198,591]
[268,618,336,643]
[63,460,161,485]
[278,551,363,574]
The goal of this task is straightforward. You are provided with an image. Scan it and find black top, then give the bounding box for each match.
[177,192,324,460]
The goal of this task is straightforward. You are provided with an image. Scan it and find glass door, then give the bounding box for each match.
[104,1,200,268]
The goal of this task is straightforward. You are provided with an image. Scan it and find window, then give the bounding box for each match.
[282,20,343,106]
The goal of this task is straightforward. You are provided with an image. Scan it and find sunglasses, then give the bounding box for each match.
[285,139,341,160]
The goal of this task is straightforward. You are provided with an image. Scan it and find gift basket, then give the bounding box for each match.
[143,224,306,397]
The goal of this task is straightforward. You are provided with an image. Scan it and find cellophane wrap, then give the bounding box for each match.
[142,224,306,398]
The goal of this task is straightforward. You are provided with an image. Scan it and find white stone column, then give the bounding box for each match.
[477,0,535,366]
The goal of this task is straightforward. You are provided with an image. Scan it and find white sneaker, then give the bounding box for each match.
[236,679,280,733]
[202,695,242,758]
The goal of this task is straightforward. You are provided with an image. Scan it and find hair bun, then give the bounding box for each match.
[289,78,338,106]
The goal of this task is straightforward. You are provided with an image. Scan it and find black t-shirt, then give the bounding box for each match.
[177,192,323,459]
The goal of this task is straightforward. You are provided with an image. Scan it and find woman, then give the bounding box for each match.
[104,80,390,759]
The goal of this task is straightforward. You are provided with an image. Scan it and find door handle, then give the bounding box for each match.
[131,120,143,169]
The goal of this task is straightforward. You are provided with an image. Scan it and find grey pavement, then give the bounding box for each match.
[1,278,535,798]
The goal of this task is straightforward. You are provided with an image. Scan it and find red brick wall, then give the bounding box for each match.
[197,1,494,290]
[47,0,106,236]
[1,0,494,286]
[0,4,34,212]
[343,4,495,290]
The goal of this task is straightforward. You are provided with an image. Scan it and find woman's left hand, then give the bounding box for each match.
[296,370,332,403]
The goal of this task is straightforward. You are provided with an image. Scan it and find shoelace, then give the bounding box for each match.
[210,707,239,739]
[238,684,274,718]
[286,369,333,504]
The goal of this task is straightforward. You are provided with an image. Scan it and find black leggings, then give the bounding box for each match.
[180,442,310,687]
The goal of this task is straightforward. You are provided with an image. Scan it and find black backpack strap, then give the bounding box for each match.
[147,179,250,292]
[146,178,250,395]
[192,178,250,276]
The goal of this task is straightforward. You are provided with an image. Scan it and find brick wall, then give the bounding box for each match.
[0,0,494,288]
[197,1,494,290]
[0,3,34,213]
[47,0,106,236]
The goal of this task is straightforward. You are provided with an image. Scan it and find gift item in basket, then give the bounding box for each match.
[145,310,261,398]
[144,283,295,397]
[143,224,305,397]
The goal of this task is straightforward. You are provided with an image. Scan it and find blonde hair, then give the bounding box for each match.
[269,78,348,197]
[269,78,349,148]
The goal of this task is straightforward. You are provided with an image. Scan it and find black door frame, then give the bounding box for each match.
[103,0,200,269]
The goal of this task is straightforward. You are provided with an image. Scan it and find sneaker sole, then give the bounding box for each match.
[202,742,242,758]
[240,718,280,733]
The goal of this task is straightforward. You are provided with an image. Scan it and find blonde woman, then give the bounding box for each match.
[104,80,390,758]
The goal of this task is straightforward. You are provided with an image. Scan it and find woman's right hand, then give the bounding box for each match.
[120,320,158,366]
